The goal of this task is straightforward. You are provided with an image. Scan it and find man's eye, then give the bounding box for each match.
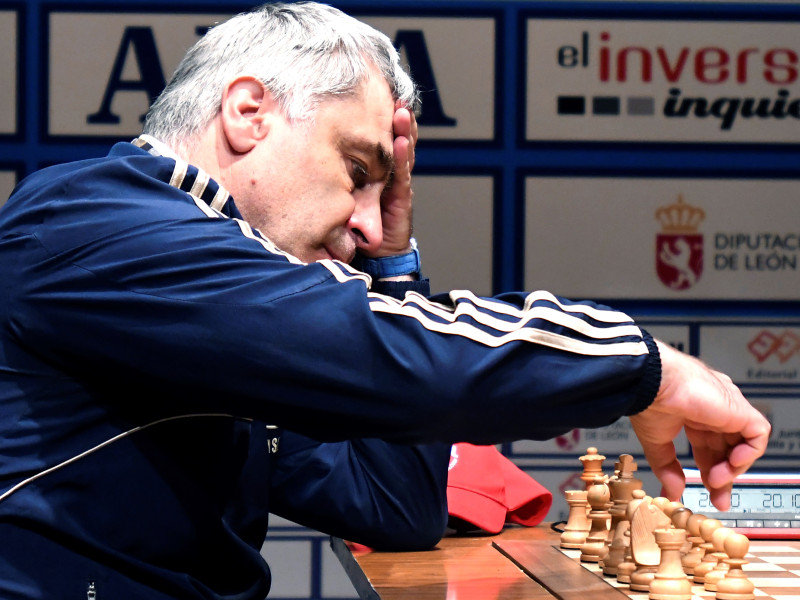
[351,161,368,189]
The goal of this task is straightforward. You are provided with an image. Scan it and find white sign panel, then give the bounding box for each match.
[0,10,18,135]
[363,17,496,141]
[412,175,494,297]
[699,325,800,387]
[48,11,494,141]
[526,19,800,143]
[0,170,17,207]
[525,177,800,300]
[48,12,229,136]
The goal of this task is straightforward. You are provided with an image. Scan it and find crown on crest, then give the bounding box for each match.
[655,194,705,233]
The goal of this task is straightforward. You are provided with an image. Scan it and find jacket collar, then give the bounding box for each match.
[131,135,234,215]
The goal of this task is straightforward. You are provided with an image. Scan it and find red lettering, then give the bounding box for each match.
[765,48,799,84]
[656,47,690,82]
[695,47,729,83]
[596,35,800,86]
[617,47,652,82]
[599,32,611,82]
[735,48,759,83]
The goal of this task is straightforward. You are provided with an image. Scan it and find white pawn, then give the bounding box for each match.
[716,533,755,600]
[693,518,723,584]
[682,513,707,575]
[580,476,611,563]
[704,526,735,592]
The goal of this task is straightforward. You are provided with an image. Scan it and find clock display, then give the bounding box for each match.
[682,485,800,514]
[681,469,800,539]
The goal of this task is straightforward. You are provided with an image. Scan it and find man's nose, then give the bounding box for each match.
[348,193,383,254]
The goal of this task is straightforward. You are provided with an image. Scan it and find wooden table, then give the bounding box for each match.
[331,524,800,600]
[330,525,568,600]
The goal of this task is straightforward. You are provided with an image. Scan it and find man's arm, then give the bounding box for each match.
[267,270,449,552]
[269,433,450,551]
[631,340,771,510]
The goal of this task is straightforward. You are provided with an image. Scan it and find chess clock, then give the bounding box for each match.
[682,468,800,539]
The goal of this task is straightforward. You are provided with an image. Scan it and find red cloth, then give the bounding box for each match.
[446,443,552,534]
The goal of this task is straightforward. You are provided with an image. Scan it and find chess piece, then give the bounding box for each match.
[629,495,672,592]
[580,476,611,563]
[693,518,723,584]
[682,513,706,575]
[579,447,606,491]
[649,527,692,600]
[607,456,641,533]
[617,489,648,584]
[704,526,735,592]
[669,504,693,554]
[669,504,692,530]
[652,496,672,514]
[667,503,691,529]
[603,454,642,576]
[560,489,591,549]
[603,519,630,576]
[716,532,755,600]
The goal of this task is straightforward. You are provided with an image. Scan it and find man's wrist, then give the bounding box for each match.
[352,238,421,280]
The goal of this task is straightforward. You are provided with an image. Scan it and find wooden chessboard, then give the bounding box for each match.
[493,538,800,600]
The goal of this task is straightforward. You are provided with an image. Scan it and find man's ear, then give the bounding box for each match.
[220,76,279,153]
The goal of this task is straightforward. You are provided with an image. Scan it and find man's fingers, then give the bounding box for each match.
[684,427,754,510]
[392,107,416,172]
[636,434,684,501]
[392,107,412,139]
[653,457,686,502]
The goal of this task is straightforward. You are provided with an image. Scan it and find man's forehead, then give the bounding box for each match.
[316,77,396,168]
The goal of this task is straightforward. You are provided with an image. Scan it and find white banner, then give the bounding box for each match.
[413,174,494,297]
[527,18,800,143]
[0,10,18,136]
[48,12,229,136]
[0,170,17,207]
[699,325,800,387]
[525,176,800,300]
[362,16,496,141]
[47,11,495,141]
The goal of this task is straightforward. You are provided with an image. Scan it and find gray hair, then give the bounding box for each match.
[142,2,418,152]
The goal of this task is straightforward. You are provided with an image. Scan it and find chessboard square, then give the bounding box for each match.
[760,555,800,565]
[750,545,799,554]
[743,562,786,572]
[751,576,800,587]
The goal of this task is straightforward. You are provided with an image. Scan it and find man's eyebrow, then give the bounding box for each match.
[347,138,395,180]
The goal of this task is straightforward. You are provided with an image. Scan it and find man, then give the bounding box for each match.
[0,3,769,599]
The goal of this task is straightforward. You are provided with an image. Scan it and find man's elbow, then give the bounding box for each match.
[361,507,448,552]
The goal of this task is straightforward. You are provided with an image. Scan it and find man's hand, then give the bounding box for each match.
[630,340,771,511]
[370,102,418,258]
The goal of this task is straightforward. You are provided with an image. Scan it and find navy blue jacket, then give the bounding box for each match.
[0,140,660,598]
